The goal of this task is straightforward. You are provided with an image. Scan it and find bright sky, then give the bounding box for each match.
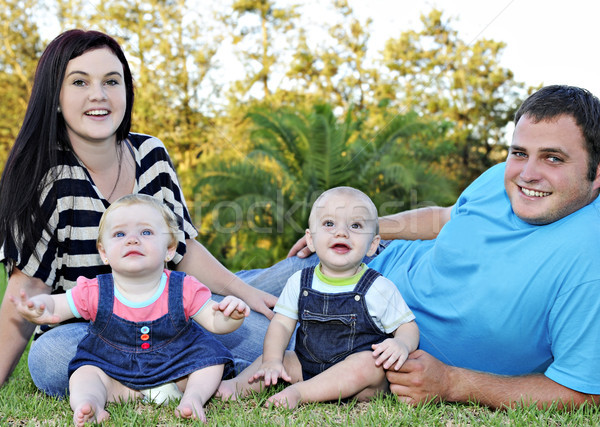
[345,0,600,97]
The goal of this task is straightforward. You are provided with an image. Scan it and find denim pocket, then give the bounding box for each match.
[299,310,357,364]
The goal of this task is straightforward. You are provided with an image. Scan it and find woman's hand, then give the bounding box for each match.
[242,288,278,320]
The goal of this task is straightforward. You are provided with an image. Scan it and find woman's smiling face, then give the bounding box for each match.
[59,47,127,148]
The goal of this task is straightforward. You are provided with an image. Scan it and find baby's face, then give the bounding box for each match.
[306,193,379,278]
[98,203,175,276]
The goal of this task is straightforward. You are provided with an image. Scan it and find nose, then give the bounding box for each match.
[89,83,108,101]
[126,234,139,245]
[334,224,349,238]
[519,158,541,182]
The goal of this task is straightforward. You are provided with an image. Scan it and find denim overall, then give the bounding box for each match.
[68,271,233,389]
[294,266,392,380]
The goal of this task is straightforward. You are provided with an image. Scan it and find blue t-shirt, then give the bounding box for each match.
[368,163,600,394]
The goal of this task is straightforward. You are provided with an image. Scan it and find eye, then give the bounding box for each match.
[323,220,334,228]
[510,151,527,159]
[547,155,563,163]
[105,79,120,86]
[141,229,153,236]
[72,79,86,87]
[350,223,362,230]
[113,231,125,238]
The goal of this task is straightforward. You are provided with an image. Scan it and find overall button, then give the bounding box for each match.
[354,295,361,301]
[141,334,150,341]
[140,326,150,334]
[141,343,150,350]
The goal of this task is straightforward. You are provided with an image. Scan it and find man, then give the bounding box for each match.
[236,85,600,409]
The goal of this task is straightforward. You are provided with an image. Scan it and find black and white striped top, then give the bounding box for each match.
[0,133,197,294]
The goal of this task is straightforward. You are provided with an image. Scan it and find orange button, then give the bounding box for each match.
[141,342,150,349]
[140,334,150,341]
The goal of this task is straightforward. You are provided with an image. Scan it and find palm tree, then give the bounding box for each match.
[195,103,456,270]
[352,111,457,214]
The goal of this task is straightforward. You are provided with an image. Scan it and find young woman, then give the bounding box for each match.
[0,29,276,396]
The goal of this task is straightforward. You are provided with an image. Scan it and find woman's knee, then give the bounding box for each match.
[28,323,88,397]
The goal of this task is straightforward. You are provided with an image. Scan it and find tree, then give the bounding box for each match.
[381,9,526,188]
[284,0,379,111]
[0,0,44,167]
[194,102,454,269]
[224,0,300,100]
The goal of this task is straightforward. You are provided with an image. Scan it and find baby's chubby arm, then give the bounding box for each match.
[9,290,73,325]
[372,320,419,370]
[193,295,250,334]
[249,313,297,386]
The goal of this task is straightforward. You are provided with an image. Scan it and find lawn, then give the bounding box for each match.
[1,271,599,426]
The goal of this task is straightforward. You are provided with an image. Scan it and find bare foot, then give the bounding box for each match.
[73,402,110,426]
[266,386,302,409]
[215,379,242,401]
[175,396,206,422]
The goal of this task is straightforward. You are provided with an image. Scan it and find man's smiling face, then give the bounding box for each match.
[504,114,600,225]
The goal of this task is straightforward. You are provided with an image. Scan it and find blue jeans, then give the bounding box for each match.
[29,244,388,396]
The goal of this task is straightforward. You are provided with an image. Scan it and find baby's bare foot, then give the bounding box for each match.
[73,402,109,426]
[215,379,241,401]
[175,397,206,422]
[266,386,302,409]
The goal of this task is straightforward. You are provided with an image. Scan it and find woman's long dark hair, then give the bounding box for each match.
[0,30,135,264]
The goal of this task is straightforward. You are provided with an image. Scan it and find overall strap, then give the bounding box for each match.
[353,268,382,295]
[299,265,317,290]
[167,270,187,326]
[94,273,116,329]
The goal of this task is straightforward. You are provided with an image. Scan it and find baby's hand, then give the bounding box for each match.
[249,359,291,386]
[371,338,410,371]
[9,290,60,324]
[213,296,250,320]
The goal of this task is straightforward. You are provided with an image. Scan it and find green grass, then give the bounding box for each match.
[1,272,600,426]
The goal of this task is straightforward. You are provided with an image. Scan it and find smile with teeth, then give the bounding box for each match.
[521,187,551,197]
[86,109,109,116]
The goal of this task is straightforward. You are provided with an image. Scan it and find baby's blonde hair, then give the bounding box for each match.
[97,194,181,249]
[309,186,379,234]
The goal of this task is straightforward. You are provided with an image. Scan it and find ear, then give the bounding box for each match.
[366,234,381,257]
[97,244,109,265]
[165,245,177,263]
[592,163,600,191]
[305,229,316,253]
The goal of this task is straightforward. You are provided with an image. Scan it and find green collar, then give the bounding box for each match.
[315,263,367,286]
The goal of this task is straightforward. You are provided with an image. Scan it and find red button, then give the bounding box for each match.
[141,342,150,349]
[141,334,149,341]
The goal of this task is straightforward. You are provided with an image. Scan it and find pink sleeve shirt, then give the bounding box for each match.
[66,269,211,322]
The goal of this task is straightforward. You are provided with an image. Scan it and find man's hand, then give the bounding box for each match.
[386,349,450,405]
[286,236,314,259]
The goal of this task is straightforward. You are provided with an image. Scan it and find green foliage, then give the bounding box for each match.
[0,0,44,168]
[381,9,525,188]
[195,103,455,269]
